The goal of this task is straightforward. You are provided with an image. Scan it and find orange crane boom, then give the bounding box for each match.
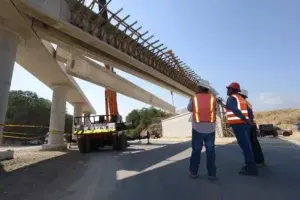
[98,0,119,120]
[105,65,119,121]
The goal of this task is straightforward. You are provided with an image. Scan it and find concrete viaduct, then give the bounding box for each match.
[0,0,218,151]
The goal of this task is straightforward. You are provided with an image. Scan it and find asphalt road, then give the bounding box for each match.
[0,138,300,200]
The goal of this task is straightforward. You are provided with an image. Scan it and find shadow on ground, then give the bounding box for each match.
[0,136,299,200]
[110,137,300,200]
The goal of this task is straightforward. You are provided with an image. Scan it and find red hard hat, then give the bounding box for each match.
[226,82,241,91]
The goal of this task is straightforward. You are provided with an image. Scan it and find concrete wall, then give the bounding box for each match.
[162,112,192,138]
[162,110,224,138]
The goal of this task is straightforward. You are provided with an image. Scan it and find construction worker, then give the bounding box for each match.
[239,89,265,167]
[146,130,151,145]
[187,85,218,180]
[0,162,4,175]
[297,122,300,132]
[226,82,258,176]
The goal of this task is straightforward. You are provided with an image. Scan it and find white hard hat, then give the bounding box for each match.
[239,89,248,97]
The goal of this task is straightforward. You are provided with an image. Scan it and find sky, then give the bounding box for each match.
[10,0,300,116]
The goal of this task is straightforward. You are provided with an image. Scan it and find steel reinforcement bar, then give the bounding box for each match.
[66,0,216,94]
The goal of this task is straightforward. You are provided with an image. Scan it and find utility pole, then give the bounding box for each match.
[170,91,174,107]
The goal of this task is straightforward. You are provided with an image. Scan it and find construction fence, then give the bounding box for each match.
[0,124,70,145]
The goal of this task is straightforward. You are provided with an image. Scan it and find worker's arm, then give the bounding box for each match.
[187,98,193,112]
[226,96,249,123]
[247,106,254,122]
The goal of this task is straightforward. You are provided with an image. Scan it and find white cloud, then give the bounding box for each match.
[259,93,283,105]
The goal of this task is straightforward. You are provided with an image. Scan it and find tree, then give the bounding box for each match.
[3,90,73,144]
[126,109,140,127]
[125,107,174,138]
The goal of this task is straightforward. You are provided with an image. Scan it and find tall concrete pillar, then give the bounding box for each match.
[72,103,83,141]
[42,85,68,150]
[74,103,83,119]
[73,103,83,129]
[215,102,224,137]
[83,112,92,126]
[0,28,21,145]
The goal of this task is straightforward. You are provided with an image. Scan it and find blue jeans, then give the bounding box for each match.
[231,124,256,168]
[189,129,216,176]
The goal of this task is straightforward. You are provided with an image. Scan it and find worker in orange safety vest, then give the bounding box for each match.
[226,82,258,176]
[239,89,265,167]
[187,85,218,180]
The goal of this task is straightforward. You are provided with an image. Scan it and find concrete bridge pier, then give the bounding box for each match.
[0,28,22,145]
[42,84,68,150]
[74,103,83,119]
[72,103,83,139]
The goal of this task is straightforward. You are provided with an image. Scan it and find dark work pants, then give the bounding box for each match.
[249,125,265,164]
[231,124,256,170]
[189,129,216,176]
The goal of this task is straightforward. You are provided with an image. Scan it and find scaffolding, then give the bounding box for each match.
[217,98,234,137]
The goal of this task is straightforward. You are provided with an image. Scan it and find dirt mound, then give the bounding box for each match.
[255,109,300,131]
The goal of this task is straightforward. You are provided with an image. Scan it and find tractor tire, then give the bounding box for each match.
[90,140,99,152]
[273,130,279,137]
[78,136,92,153]
[117,132,127,150]
[85,136,91,153]
[112,132,127,151]
[112,134,118,150]
[78,137,87,153]
[283,131,291,137]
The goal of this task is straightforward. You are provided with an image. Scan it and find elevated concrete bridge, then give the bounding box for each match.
[0,0,96,150]
[12,0,217,95]
[0,0,218,150]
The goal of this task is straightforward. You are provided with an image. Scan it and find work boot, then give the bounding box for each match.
[207,174,219,181]
[256,162,266,168]
[239,165,258,176]
[189,170,198,179]
[189,173,198,179]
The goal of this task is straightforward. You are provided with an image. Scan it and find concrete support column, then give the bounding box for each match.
[74,103,83,119]
[42,85,68,150]
[215,103,224,138]
[83,112,92,126]
[72,103,83,139]
[0,28,20,145]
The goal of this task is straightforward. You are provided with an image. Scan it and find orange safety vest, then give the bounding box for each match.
[226,94,249,124]
[192,93,216,123]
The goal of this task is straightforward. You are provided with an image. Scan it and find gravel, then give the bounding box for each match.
[1,150,67,172]
[0,148,88,200]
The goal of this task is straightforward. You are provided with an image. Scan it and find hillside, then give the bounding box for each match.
[255,109,300,131]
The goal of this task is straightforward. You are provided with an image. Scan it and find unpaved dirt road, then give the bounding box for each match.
[1,138,300,200]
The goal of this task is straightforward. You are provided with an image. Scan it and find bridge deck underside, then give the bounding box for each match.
[0,0,95,113]
[12,0,200,97]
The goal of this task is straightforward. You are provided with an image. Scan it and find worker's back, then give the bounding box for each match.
[187,93,216,134]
